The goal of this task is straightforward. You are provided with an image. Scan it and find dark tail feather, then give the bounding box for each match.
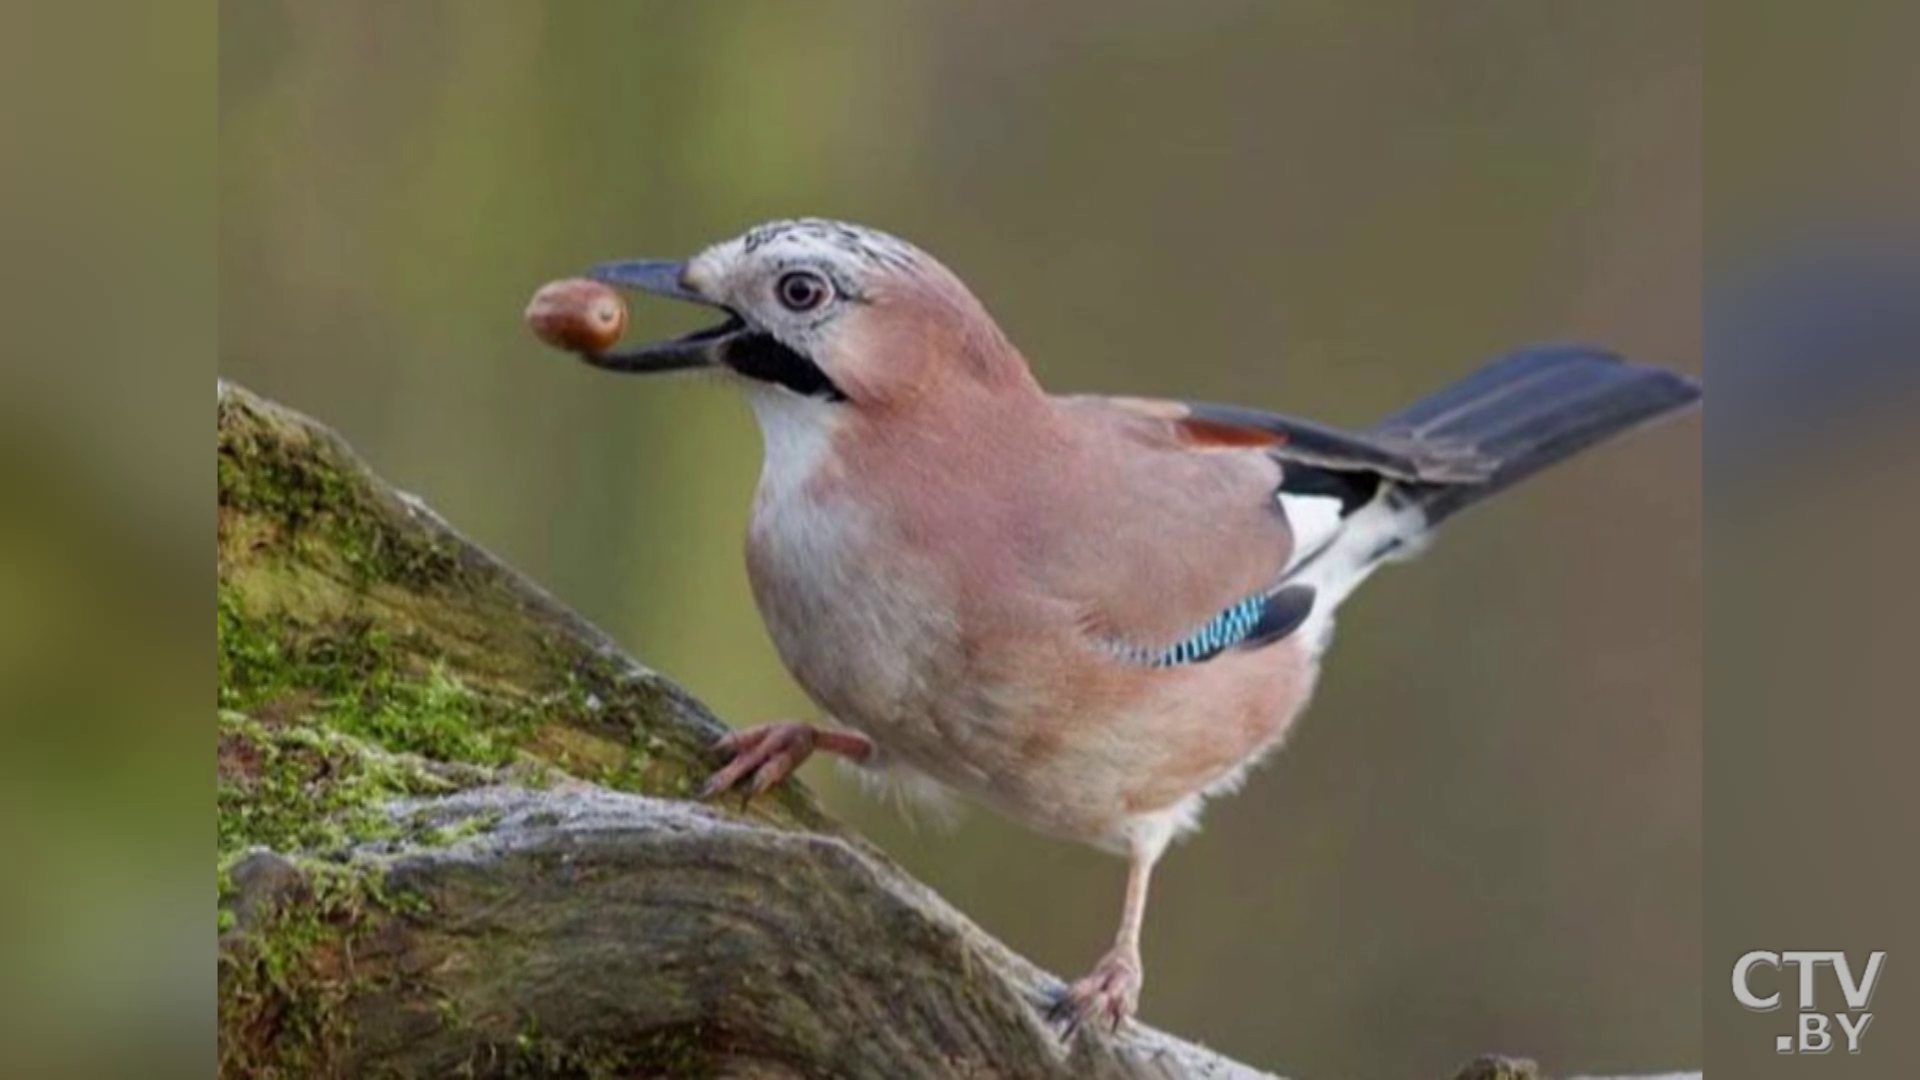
[1372,345,1701,525]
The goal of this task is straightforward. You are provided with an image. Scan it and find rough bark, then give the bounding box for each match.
[213,382,1697,1080]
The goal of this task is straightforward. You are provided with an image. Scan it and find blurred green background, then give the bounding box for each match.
[218,3,1699,1076]
[0,2,211,1078]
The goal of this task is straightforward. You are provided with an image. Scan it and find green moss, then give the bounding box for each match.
[406,809,501,849]
[217,586,540,777]
[216,388,727,929]
[217,862,238,934]
[215,381,807,804]
[332,662,519,764]
[216,574,719,869]
[217,861,383,1080]
[217,389,463,591]
[213,388,744,816]
[217,710,456,861]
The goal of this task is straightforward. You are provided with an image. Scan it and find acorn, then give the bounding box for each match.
[525,278,629,353]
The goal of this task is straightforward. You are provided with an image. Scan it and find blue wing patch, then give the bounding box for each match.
[1105,586,1315,668]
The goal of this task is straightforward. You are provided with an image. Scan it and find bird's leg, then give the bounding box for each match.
[699,722,874,800]
[1050,838,1165,1037]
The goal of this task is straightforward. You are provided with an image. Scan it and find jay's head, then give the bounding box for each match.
[587,219,1030,407]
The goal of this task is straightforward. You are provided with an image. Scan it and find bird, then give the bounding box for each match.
[567,218,1702,1036]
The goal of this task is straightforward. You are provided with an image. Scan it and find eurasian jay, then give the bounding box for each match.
[568,219,1701,1035]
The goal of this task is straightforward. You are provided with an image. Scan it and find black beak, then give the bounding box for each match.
[577,259,748,374]
[580,257,850,401]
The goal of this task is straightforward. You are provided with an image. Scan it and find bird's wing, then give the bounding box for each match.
[1028,396,1341,665]
[1038,393,1498,666]
[1097,395,1504,570]
[1102,396,1497,482]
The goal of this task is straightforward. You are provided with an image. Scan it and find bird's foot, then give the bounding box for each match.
[698,722,872,801]
[1048,947,1141,1039]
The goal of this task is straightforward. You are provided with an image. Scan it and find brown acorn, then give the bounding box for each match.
[524,278,629,353]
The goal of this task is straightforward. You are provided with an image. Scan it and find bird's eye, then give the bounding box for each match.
[775,270,832,313]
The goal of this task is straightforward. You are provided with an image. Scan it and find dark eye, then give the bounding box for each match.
[775,270,832,312]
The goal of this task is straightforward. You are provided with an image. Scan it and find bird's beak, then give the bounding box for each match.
[580,257,850,401]
[577,258,748,374]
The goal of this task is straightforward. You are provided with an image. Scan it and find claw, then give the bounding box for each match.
[1049,949,1141,1040]
[700,723,877,804]
[1045,995,1082,1041]
[697,746,762,799]
[700,722,819,803]
[746,760,784,798]
[710,725,771,759]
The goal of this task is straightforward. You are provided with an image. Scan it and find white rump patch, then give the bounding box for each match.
[1277,492,1345,575]
[1281,494,1431,653]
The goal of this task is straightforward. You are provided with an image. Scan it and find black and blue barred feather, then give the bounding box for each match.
[1106,585,1315,668]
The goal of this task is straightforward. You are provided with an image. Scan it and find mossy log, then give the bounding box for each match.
[214,383,1698,1080]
